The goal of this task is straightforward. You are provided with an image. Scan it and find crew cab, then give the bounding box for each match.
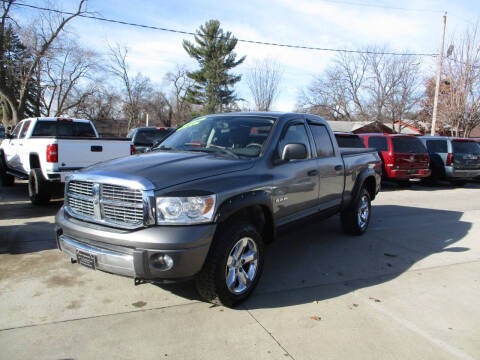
[418,136,480,184]
[359,133,431,185]
[127,126,176,154]
[0,117,133,204]
[54,112,381,307]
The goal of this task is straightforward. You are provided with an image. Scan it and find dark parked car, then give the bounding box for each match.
[359,133,431,186]
[419,136,480,184]
[55,112,381,307]
[127,127,175,153]
[334,132,366,148]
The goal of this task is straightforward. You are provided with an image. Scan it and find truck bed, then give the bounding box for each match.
[340,147,377,156]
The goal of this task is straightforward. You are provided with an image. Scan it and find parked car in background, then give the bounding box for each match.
[127,127,176,153]
[419,136,480,185]
[55,112,381,307]
[0,117,134,204]
[359,133,431,186]
[334,132,366,148]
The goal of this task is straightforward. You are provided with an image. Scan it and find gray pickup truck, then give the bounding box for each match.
[55,112,381,307]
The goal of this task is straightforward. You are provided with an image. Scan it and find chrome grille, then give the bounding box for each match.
[66,180,146,229]
[102,184,143,204]
[67,196,95,217]
[68,181,93,196]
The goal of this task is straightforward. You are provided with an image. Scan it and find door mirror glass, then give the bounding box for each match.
[281,143,307,161]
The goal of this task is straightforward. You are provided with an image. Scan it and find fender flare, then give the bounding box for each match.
[214,191,276,242]
[348,168,377,209]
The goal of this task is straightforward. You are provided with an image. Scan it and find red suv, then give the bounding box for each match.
[359,134,431,184]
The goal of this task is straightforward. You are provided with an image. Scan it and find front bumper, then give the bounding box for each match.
[55,206,216,281]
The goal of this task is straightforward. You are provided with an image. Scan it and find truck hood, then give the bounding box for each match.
[80,151,255,190]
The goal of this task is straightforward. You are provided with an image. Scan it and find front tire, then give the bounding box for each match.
[195,222,264,307]
[341,188,371,236]
[0,156,14,187]
[28,168,51,205]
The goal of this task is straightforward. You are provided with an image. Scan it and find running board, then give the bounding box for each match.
[6,169,28,180]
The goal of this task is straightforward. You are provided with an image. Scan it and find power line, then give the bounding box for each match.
[9,1,439,57]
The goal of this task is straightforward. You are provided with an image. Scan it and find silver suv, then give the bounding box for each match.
[419,136,480,184]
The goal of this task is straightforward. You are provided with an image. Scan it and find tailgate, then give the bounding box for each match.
[452,140,480,170]
[57,139,130,169]
[394,153,430,169]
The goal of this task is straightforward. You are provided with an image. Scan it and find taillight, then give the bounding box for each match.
[46,144,58,163]
[130,144,136,155]
[446,153,454,166]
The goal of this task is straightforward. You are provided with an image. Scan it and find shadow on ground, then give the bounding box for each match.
[158,204,471,309]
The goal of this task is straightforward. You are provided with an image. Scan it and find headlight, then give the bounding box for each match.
[156,195,216,225]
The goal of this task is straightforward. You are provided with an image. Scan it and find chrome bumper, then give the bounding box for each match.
[59,235,135,277]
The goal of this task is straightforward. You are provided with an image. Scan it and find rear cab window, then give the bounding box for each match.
[32,121,96,138]
[335,134,365,148]
[452,140,480,155]
[426,140,448,153]
[392,137,427,154]
[367,136,388,151]
[135,129,173,145]
[19,120,31,139]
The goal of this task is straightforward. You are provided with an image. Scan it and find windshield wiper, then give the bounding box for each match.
[185,144,239,159]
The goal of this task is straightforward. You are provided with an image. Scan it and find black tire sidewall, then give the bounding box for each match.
[28,168,51,205]
[196,222,265,307]
[0,155,14,186]
[341,188,371,236]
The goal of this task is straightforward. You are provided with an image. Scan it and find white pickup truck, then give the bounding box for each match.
[0,117,133,204]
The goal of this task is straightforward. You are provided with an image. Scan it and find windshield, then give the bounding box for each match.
[392,137,427,154]
[452,140,480,155]
[335,135,365,148]
[134,129,173,145]
[158,115,276,158]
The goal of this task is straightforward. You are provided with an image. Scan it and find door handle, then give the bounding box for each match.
[334,165,343,171]
[307,170,318,176]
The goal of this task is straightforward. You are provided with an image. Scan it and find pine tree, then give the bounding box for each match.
[183,20,245,114]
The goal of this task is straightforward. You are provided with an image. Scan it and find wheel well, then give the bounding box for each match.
[29,154,40,169]
[218,205,275,243]
[364,176,376,200]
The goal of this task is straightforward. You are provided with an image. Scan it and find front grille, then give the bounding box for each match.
[66,180,145,228]
[68,181,93,196]
[67,196,95,217]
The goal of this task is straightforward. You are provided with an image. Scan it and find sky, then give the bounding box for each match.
[12,0,480,111]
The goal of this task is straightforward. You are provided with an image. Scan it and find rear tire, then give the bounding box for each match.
[0,156,14,187]
[28,168,51,205]
[195,221,264,308]
[341,188,371,236]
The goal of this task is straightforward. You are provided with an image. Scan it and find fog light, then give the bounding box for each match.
[150,253,174,271]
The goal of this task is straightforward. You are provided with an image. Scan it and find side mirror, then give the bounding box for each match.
[281,143,308,162]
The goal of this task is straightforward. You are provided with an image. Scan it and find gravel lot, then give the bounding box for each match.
[1,181,480,359]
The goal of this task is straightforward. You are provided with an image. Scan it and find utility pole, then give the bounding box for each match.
[431,12,447,136]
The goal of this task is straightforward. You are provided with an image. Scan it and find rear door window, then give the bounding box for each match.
[368,136,388,151]
[452,141,480,155]
[19,120,31,139]
[426,140,448,153]
[309,124,334,157]
[392,137,427,154]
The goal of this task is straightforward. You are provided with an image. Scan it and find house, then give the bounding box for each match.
[327,121,394,134]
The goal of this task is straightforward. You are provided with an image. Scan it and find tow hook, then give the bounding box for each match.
[70,258,77,264]
[134,278,147,286]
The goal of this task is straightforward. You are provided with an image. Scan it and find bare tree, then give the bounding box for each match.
[440,25,480,137]
[0,0,88,124]
[41,38,98,116]
[298,47,422,131]
[246,59,283,111]
[164,65,195,125]
[108,44,153,129]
